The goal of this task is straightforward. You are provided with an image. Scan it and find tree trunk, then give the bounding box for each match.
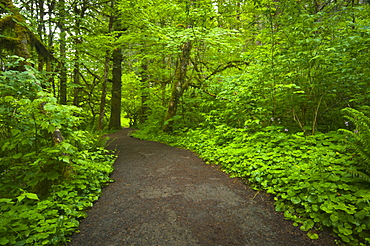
[108,47,123,130]
[59,28,67,105]
[98,9,115,130]
[72,38,81,107]
[163,41,192,132]
[98,54,110,130]
[0,0,30,70]
[58,0,67,105]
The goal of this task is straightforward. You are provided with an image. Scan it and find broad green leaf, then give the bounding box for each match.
[25,193,39,200]
[307,231,319,240]
[291,196,301,204]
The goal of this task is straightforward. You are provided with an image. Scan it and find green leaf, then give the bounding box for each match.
[0,198,13,203]
[307,231,319,239]
[320,202,334,213]
[291,196,301,204]
[17,192,39,202]
[0,238,9,245]
[25,193,39,200]
[287,190,296,197]
[330,214,339,222]
[307,195,318,203]
[17,194,26,202]
[48,172,60,181]
[338,225,353,236]
[300,219,314,231]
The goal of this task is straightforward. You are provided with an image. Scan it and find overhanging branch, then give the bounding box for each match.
[189,59,250,100]
[189,83,229,100]
[204,60,249,81]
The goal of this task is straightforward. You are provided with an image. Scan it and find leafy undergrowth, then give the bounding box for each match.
[0,132,116,246]
[134,126,370,245]
[0,69,117,245]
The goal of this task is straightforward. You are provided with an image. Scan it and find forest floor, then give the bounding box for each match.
[69,128,339,246]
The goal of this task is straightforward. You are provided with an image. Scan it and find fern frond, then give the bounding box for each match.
[345,167,370,183]
[340,108,370,177]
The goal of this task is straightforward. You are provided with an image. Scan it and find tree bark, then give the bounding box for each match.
[108,47,123,130]
[163,41,192,132]
[58,0,67,105]
[72,38,81,106]
[59,28,67,105]
[108,3,124,130]
[0,0,30,70]
[98,54,110,130]
[98,8,115,130]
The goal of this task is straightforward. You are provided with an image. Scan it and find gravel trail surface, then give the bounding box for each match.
[69,128,336,246]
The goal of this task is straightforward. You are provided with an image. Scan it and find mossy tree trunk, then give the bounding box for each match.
[0,0,30,70]
[0,0,54,71]
[162,41,192,132]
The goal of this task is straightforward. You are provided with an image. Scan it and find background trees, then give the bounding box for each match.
[111,0,369,134]
[2,0,369,133]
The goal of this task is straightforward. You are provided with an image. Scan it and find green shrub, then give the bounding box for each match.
[340,108,370,182]
[0,67,116,245]
[0,146,115,245]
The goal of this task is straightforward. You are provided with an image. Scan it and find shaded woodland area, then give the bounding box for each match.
[1,0,370,245]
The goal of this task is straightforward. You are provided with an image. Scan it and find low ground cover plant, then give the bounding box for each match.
[0,127,116,246]
[0,145,115,245]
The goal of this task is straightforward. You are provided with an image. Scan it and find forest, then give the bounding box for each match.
[0,0,370,245]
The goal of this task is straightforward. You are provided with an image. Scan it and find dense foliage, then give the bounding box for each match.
[1,0,370,245]
[0,63,115,245]
[131,2,370,245]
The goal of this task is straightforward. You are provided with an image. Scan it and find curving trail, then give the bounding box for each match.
[69,128,336,246]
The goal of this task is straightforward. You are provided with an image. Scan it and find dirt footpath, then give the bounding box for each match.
[69,128,337,246]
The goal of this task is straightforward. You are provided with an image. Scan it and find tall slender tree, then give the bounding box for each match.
[108,8,124,129]
[57,0,67,104]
